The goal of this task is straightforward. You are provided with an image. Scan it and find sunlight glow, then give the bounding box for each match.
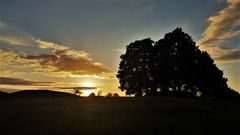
[82,81,95,87]
[82,90,94,96]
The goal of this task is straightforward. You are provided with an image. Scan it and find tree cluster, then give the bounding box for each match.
[117,28,239,98]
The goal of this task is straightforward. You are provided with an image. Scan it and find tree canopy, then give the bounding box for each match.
[117,28,239,98]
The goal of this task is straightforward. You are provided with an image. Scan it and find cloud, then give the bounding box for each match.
[57,86,97,90]
[0,22,35,46]
[0,77,54,86]
[198,0,240,63]
[0,39,112,79]
[23,39,111,74]
[0,50,19,65]
[36,39,90,59]
[0,69,25,77]
[67,72,116,80]
[214,48,240,63]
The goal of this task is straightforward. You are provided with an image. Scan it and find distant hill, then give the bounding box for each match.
[0,90,77,99]
[0,91,9,98]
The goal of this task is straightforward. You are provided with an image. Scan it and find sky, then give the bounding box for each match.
[0,0,239,96]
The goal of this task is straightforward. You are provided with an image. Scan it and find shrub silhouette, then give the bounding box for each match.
[105,92,113,97]
[117,28,239,98]
[97,90,103,96]
[113,93,120,97]
[89,92,96,97]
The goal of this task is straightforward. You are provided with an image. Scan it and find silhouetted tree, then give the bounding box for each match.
[117,38,154,96]
[153,28,203,97]
[195,51,230,98]
[117,27,239,98]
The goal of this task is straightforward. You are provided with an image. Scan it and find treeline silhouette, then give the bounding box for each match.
[88,92,120,97]
[117,28,239,99]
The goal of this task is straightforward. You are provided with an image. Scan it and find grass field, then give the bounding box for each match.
[1,96,240,135]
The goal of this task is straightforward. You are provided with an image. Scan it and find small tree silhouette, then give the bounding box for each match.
[88,92,96,97]
[113,93,120,97]
[105,92,113,97]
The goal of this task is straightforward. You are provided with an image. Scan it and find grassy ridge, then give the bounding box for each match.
[0,90,77,99]
[0,96,240,135]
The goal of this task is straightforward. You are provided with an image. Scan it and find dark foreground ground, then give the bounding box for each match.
[0,95,240,135]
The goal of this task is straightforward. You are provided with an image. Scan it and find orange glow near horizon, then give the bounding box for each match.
[82,81,95,87]
[82,90,95,96]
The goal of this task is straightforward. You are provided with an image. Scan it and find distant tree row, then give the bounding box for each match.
[117,28,239,98]
[88,92,120,97]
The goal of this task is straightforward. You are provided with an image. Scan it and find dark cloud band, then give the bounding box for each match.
[0,77,54,86]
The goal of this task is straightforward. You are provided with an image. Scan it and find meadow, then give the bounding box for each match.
[1,96,240,135]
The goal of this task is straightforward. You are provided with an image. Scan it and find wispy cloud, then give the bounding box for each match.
[26,39,111,74]
[0,50,25,77]
[36,39,90,59]
[0,22,35,46]
[0,77,54,86]
[198,0,240,63]
[0,69,25,77]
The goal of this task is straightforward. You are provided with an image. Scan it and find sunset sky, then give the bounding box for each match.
[0,0,239,96]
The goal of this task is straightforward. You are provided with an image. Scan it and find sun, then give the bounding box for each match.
[82,90,94,96]
[82,82,95,87]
